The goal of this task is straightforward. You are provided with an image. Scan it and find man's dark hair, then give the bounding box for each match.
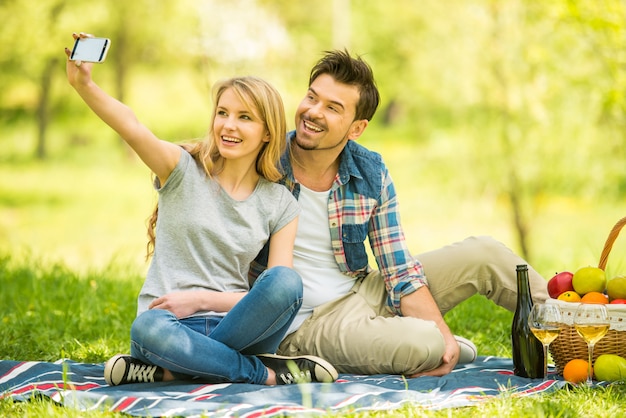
[309,49,380,122]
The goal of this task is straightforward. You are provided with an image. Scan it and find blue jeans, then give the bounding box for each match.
[130,266,302,384]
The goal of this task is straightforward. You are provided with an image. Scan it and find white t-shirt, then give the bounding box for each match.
[287,184,356,334]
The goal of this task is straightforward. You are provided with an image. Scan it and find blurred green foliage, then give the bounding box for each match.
[3,0,625,188]
[2,0,626,268]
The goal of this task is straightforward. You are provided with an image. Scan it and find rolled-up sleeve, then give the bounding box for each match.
[368,169,428,315]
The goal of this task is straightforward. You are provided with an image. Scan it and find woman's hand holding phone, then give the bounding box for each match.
[65,33,99,87]
[68,33,110,63]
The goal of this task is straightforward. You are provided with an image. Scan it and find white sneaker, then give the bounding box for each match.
[455,335,477,364]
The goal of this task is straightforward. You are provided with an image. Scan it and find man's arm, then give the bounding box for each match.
[369,165,459,376]
[399,287,460,377]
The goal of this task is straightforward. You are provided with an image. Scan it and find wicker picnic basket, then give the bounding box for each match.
[547,217,626,375]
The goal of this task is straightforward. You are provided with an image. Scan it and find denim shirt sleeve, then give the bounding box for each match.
[369,167,428,315]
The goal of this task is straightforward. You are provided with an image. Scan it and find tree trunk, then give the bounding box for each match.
[35,57,58,160]
[508,171,530,260]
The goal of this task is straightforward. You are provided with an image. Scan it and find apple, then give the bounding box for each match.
[572,266,606,295]
[547,271,575,299]
[607,276,626,301]
[610,299,626,304]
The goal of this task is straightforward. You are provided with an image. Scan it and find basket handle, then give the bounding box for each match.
[598,216,626,271]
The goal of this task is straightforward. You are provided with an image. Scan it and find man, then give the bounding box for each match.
[251,50,548,377]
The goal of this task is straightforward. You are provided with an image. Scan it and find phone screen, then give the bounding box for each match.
[70,37,111,63]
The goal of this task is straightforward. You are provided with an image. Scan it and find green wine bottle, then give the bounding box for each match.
[511,264,545,378]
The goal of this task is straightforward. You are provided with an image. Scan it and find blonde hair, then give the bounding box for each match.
[146,76,287,258]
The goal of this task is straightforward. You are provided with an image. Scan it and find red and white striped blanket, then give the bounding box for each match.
[0,356,566,416]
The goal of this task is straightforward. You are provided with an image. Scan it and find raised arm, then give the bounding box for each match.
[65,33,180,183]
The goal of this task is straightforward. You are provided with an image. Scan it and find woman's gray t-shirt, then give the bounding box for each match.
[137,150,299,317]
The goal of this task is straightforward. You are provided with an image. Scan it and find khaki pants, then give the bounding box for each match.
[277,236,548,375]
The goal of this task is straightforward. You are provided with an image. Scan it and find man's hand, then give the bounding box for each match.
[399,286,459,377]
[407,333,460,377]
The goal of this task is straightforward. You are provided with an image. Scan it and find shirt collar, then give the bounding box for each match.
[282,131,364,187]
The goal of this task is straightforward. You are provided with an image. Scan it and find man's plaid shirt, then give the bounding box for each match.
[250,132,427,315]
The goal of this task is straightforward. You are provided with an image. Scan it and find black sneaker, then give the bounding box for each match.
[257,353,338,385]
[104,354,164,386]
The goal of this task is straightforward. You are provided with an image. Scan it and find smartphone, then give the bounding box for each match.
[70,37,111,63]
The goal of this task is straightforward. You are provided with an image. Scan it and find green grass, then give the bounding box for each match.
[0,255,137,362]
[2,126,626,416]
[1,254,626,417]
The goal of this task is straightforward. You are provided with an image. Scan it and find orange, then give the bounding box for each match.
[563,359,591,384]
[580,291,609,304]
[557,291,582,302]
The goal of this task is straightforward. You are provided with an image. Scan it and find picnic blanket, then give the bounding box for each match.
[1,356,567,416]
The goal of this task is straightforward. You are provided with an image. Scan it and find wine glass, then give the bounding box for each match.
[528,303,562,379]
[574,303,610,385]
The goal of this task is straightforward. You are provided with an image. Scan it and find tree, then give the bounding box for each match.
[565,0,626,194]
[0,0,67,159]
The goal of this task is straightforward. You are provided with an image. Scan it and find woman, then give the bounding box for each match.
[65,33,337,386]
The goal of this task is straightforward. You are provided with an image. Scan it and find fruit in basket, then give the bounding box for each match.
[563,359,591,384]
[610,299,626,304]
[547,271,574,299]
[607,276,626,301]
[593,354,626,382]
[557,291,581,302]
[580,291,608,304]
[572,266,606,295]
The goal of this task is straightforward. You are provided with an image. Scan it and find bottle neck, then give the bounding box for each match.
[516,265,533,306]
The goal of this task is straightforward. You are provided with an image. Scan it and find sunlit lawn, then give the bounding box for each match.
[2,251,626,417]
[1,127,626,416]
[3,128,626,276]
